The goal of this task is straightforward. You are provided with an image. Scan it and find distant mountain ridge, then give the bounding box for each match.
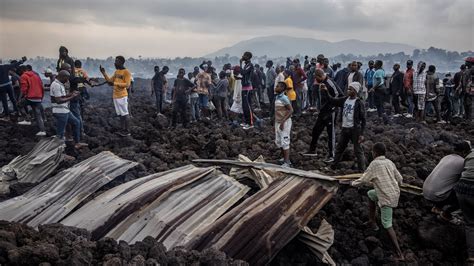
[205,35,417,58]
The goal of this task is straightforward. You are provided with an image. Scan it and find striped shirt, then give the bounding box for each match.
[352,156,403,208]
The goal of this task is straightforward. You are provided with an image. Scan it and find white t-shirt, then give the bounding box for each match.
[348,72,355,84]
[342,98,357,128]
[50,79,70,114]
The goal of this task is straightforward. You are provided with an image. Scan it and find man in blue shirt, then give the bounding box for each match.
[364,60,376,111]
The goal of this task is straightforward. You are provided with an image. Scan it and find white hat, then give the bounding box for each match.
[348,82,361,93]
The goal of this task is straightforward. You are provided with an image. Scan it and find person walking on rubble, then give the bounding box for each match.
[351,142,404,261]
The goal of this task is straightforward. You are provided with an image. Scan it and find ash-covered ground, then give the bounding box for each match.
[0,78,473,265]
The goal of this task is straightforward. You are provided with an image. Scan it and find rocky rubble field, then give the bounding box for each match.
[0,78,473,265]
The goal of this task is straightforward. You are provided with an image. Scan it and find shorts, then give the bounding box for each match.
[368,189,393,229]
[113,96,129,116]
[415,94,426,110]
[275,119,292,150]
[199,94,209,108]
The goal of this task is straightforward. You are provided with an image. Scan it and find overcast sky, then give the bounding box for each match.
[0,0,472,59]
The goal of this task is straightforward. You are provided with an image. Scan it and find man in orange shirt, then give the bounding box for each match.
[100,56,132,137]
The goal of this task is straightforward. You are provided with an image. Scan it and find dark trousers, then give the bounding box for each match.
[213,96,228,119]
[172,99,187,126]
[312,85,321,110]
[426,98,441,121]
[309,112,335,158]
[464,94,472,120]
[267,87,275,118]
[367,86,375,109]
[333,127,366,171]
[154,88,163,113]
[0,84,18,115]
[392,92,401,114]
[432,190,459,213]
[441,94,453,122]
[28,101,45,132]
[374,91,388,123]
[242,90,253,125]
[457,190,474,257]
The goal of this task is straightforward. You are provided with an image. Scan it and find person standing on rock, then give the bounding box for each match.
[461,57,474,120]
[364,60,376,112]
[321,82,366,171]
[99,56,132,137]
[351,142,404,261]
[303,69,343,162]
[171,68,194,128]
[265,60,277,118]
[403,60,415,118]
[196,65,212,120]
[371,60,388,124]
[151,65,167,116]
[56,46,75,74]
[455,143,474,264]
[50,70,87,149]
[413,61,427,122]
[274,81,293,168]
[18,65,46,136]
[239,51,254,129]
[390,63,404,117]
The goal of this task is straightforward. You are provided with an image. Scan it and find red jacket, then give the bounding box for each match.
[20,71,44,101]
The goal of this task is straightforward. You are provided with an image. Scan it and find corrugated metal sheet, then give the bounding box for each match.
[105,172,249,248]
[0,137,64,194]
[229,155,275,189]
[0,151,137,227]
[61,165,217,239]
[187,175,338,265]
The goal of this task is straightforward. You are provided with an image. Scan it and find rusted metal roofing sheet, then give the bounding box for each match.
[229,155,275,189]
[187,175,338,265]
[105,171,249,248]
[0,151,137,227]
[61,165,216,239]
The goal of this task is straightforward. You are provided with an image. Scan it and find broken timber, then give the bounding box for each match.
[193,159,336,182]
[0,151,137,227]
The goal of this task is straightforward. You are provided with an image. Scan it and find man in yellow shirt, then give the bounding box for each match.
[100,56,132,137]
[283,70,297,111]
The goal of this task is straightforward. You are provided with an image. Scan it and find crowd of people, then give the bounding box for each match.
[1,46,474,263]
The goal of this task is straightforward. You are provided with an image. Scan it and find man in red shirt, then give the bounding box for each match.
[19,65,46,136]
[403,60,415,118]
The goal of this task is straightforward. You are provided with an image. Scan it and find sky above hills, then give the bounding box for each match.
[0,0,472,59]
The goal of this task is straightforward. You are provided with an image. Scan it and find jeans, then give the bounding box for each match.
[426,98,441,121]
[154,88,163,113]
[190,96,200,121]
[242,90,253,125]
[333,127,366,171]
[54,112,80,143]
[0,84,18,115]
[27,101,45,132]
[70,100,83,133]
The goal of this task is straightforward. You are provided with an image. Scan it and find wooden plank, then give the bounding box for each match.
[193,159,336,182]
[187,175,338,265]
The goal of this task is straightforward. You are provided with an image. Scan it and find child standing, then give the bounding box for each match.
[274,81,294,167]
